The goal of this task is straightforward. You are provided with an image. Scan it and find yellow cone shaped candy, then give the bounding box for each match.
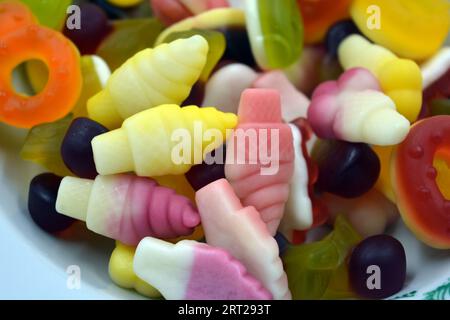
[92,104,237,177]
[87,35,209,129]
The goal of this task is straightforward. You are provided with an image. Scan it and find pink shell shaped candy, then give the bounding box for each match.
[225,89,295,235]
[55,174,200,245]
[133,237,272,300]
[307,67,410,146]
[196,178,292,300]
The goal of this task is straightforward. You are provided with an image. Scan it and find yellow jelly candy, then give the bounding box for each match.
[92,104,237,177]
[107,0,143,8]
[351,0,450,61]
[88,35,209,129]
[338,34,422,122]
[109,242,162,298]
[372,145,395,203]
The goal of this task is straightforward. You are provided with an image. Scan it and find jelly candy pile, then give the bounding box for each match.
[1,0,449,300]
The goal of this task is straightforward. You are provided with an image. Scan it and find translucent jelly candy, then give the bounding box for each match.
[20,115,73,177]
[307,67,410,146]
[28,173,75,233]
[338,35,423,122]
[196,179,291,300]
[297,0,352,44]
[63,3,112,55]
[0,12,82,128]
[134,237,272,300]
[109,242,162,298]
[349,235,406,299]
[372,145,395,203]
[88,36,208,129]
[350,0,450,60]
[56,174,200,245]
[225,89,294,234]
[312,139,380,198]
[20,0,71,30]
[283,215,362,300]
[159,29,226,82]
[96,18,164,71]
[278,124,313,242]
[391,116,450,249]
[323,189,399,238]
[92,104,237,177]
[244,0,303,70]
[0,1,36,35]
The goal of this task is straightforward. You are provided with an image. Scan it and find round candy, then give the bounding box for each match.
[63,3,112,55]
[325,20,360,58]
[313,140,380,198]
[392,116,450,249]
[61,117,109,179]
[349,235,406,299]
[28,173,75,233]
[350,0,450,60]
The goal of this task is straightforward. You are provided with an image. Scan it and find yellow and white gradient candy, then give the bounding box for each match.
[88,35,209,129]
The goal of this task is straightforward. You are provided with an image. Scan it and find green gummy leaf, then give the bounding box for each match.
[20,0,72,30]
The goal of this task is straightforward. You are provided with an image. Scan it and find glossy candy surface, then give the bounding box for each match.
[28,173,75,233]
[245,0,303,69]
[351,0,450,60]
[325,20,360,58]
[283,215,361,300]
[349,235,406,299]
[392,116,450,249]
[312,139,380,198]
[61,117,109,179]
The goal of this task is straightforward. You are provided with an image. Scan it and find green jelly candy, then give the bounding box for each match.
[430,99,450,116]
[245,0,303,70]
[20,114,73,177]
[97,18,164,71]
[20,0,72,30]
[283,215,362,300]
[161,29,226,82]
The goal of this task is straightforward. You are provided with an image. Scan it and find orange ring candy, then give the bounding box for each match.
[0,0,36,36]
[0,24,82,128]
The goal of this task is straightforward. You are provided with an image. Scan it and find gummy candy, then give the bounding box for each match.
[20,0,71,30]
[278,124,313,242]
[202,63,258,114]
[307,67,410,146]
[159,29,226,82]
[96,18,164,71]
[28,173,75,233]
[244,0,303,69]
[323,189,398,238]
[372,145,395,203]
[283,215,362,300]
[338,34,423,122]
[391,116,450,249]
[108,0,143,8]
[109,242,162,298]
[325,20,360,58]
[88,36,208,129]
[225,89,294,234]
[186,145,226,191]
[92,104,237,177]
[56,174,200,245]
[134,237,272,300]
[350,0,450,60]
[297,0,352,44]
[0,1,36,35]
[196,178,291,300]
[20,115,73,177]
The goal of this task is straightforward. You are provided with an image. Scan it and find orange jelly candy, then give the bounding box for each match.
[0,2,81,128]
[297,0,352,44]
[392,116,450,249]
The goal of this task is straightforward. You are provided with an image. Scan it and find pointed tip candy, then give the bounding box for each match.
[133,238,272,300]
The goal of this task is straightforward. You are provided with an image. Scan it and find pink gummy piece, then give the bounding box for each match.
[186,243,272,300]
[109,175,200,245]
[307,67,381,139]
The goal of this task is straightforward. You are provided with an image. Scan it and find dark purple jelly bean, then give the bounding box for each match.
[63,3,112,54]
[218,27,257,68]
[349,235,406,299]
[186,145,226,191]
[182,82,205,107]
[61,117,108,179]
[28,173,75,233]
[325,20,361,57]
[275,232,289,256]
[314,140,380,198]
